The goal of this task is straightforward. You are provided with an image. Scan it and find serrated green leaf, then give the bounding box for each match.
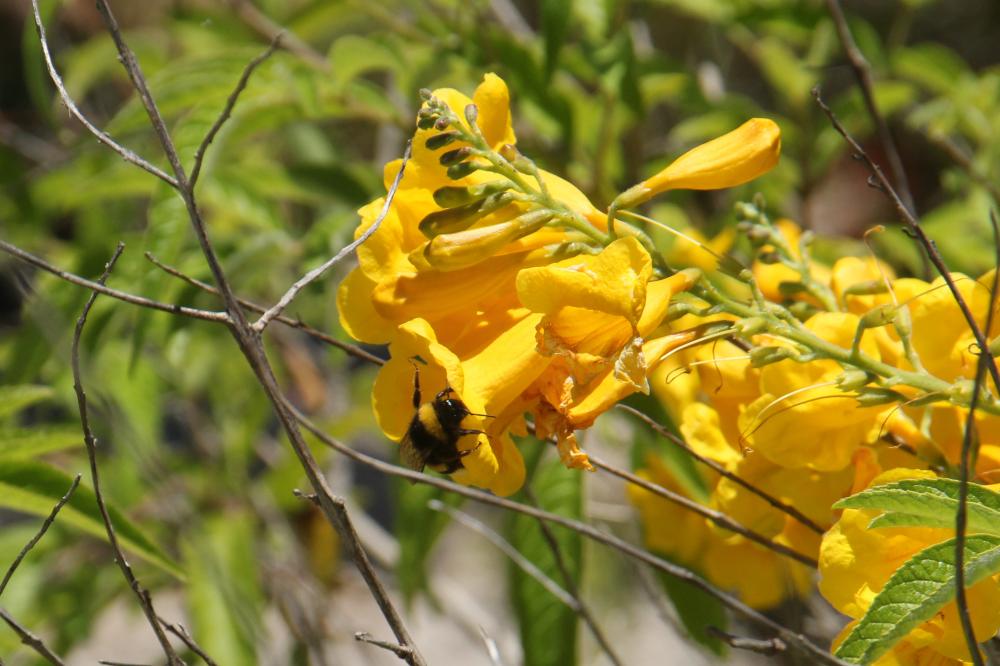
[0,385,54,421]
[835,478,1000,537]
[0,425,82,460]
[835,535,1000,664]
[0,460,182,578]
[510,455,581,666]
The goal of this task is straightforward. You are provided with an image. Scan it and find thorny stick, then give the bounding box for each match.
[143,252,384,365]
[190,39,280,188]
[0,608,65,666]
[813,87,1000,396]
[522,487,624,666]
[28,0,176,187]
[0,475,80,599]
[252,141,412,333]
[89,2,424,661]
[157,616,219,666]
[0,240,230,323]
[288,400,851,666]
[354,633,414,660]
[617,404,826,535]
[589,454,817,568]
[71,244,183,665]
[706,627,786,656]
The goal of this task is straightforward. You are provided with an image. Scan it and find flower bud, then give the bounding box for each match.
[836,369,871,391]
[464,103,479,126]
[854,387,905,407]
[439,146,472,166]
[842,280,889,297]
[416,209,554,271]
[446,162,478,180]
[432,181,509,208]
[859,304,896,329]
[425,131,461,150]
[419,192,515,237]
[614,118,781,209]
[750,346,794,368]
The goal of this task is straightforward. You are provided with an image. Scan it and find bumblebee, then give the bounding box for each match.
[400,360,491,474]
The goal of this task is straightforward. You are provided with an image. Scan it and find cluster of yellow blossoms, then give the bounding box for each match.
[337,74,1000,663]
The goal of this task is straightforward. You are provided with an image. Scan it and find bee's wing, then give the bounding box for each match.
[398,433,426,472]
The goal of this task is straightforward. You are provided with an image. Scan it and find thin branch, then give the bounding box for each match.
[0,608,65,666]
[588,454,818,569]
[354,633,414,660]
[477,626,504,666]
[0,474,80,599]
[252,141,412,333]
[813,87,1000,395]
[288,400,850,666]
[143,253,385,365]
[954,213,999,666]
[705,626,786,656]
[617,404,826,535]
[89,3,424,660]
[70,243,183,666]
[824,0,914,214]
[926,132,1000,206]
[0,240,230,324]
[522,487,624,666]
[157,617,218,666]
[189,39,280,188]
[427,499,578,608]
[227,0,329,71]
[28,0,177,187]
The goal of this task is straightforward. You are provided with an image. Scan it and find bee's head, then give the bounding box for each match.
[435,390,472,424]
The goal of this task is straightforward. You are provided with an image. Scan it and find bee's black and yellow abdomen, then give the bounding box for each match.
[400,398,474,474]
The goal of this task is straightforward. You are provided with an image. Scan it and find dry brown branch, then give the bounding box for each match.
[71,243,183,665]
[28,1,176,187]
[157,616,219,666]
[706,626,786,656]
[0,608,65,666]
[0,475,80,599]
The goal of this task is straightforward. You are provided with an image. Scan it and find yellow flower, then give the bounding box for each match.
[751,219,831,305]
[819,468,1000,664]
[615,118,781,209]
[739,312,885,471]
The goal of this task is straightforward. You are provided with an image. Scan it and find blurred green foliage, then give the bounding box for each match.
[1,0,999,663]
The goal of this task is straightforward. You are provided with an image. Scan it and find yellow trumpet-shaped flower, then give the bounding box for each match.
[615,118,781,209]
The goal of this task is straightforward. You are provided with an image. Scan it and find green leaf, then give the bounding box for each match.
[0,385,54,421]
[509,454,582,666]
[0,425,82,460]
[657,569,727,655]
[395,480,462,605]
[0,460,182,578]
[835,535,1000,664]
[185,513,262,666]
[835,478,1000,537]
[541,0,571,81]
[328,35,401,92]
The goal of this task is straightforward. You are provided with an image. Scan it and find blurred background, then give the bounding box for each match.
[1,0,999,664]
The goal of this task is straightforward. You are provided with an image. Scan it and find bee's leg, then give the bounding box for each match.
[436,387,455,401]
[408,359,422,409]
[457,428,486,436]
[458,439,483,457]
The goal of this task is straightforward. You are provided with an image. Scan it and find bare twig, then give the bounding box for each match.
[157,616,219,666]
[521,487,624,666]
[28,0,177,187]
[227,0,329,71]
[926,132,1000,206]
[0,474,80,599]
[0,240,230,324]
[189,39,280,188]
[953,213,999,666]
[478,626,504,666]
[825,0,914,214]
[617,404,826,535]
[143,253,385,365]
[354,632,414,660]
[288,401,850,666]
[706,626,786,656]
[813,87,1000,395]
[252,141,411,333]
[87,3,424,660]
[427,499,577,608]
[588,454,818,569]
[0,608,65,666]
[70,244,182,666]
